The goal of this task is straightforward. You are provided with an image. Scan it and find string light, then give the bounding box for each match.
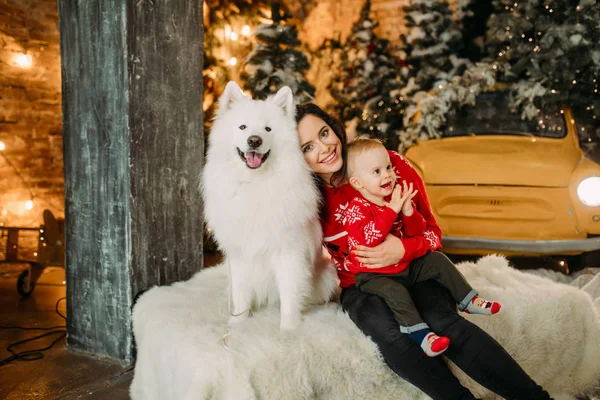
[14,53,32,68]
[229,57,237,66]
[230,32,238,41]
[25,200,34,210]
[0,141,5,151]
[241,25,251,36]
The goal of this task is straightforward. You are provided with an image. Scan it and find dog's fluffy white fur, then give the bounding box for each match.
[130,255,600,400]
[201,81,336,331]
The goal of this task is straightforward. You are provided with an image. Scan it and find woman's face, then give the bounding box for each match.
[297,114,343,183]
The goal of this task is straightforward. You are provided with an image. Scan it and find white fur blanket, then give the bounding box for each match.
[130,256,600,400]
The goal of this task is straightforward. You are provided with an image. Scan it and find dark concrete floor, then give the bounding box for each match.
[0,253,223,400]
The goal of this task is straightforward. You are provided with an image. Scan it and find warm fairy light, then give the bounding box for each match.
[230,32,238,41]
[14,53,32,68]
[225,25,232,38]
[241,25,251,36]
[229,57,237,66]
[25,200,34,210]
[0,141,5,151]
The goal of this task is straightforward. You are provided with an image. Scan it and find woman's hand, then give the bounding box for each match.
[354,235,406,269]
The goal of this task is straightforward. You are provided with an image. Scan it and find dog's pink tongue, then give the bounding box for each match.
[246,152,262,168]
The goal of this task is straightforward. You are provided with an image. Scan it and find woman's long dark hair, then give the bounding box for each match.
[295,103,348,188]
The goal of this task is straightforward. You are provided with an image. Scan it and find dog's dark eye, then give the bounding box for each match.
[265,126,271,132]
[239,125,247,130]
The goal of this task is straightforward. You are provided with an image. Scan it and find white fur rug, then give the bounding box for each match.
[130,256,600,400]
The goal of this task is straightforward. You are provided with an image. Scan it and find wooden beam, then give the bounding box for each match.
[59,0,204,364]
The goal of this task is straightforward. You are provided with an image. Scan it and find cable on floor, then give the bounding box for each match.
[0,297,66,367]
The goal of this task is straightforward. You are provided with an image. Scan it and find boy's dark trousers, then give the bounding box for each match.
[355,251,477,333]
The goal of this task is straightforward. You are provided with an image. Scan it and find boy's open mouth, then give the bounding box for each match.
[237,148,270,169]
[381,182,393,190]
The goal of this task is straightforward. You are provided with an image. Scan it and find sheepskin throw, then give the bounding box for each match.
[130,255,600,400]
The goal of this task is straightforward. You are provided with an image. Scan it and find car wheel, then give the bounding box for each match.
[17,269,36,297]
[567,250,600,274]
[581,250,600,269]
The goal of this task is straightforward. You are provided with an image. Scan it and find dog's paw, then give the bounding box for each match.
[228,313,250,326]
[279,314,302,332]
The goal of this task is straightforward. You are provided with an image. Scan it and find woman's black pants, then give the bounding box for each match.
[340,279,552,400]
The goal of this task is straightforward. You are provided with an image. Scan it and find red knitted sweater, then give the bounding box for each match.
[320,151,442,288]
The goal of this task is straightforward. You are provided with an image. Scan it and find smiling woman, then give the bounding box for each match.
[297,104,347,187]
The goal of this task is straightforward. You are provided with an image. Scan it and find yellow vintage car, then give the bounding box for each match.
[405,91,600,271]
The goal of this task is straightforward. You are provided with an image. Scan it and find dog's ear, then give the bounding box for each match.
[269,86,294,117]
[219,81,248,112]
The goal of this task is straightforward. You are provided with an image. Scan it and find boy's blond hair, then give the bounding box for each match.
[346,137,386,178]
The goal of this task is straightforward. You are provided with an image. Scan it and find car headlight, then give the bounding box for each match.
[577,177,600,206]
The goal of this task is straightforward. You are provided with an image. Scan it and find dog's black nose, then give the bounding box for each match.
[247,135,263,149]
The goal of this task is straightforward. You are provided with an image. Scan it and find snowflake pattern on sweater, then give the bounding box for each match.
[334,202,349,224]
[362,221,383,245]
[424,229,440,249]
[344,202,367,226]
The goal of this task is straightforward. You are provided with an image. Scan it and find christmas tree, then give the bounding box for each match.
[401,0,470,94]
[329,0,405,149]
[241,2,315,102]
[485,0,600,138]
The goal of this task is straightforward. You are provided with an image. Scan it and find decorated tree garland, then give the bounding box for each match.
[400,0,470,95]
[401,61,506,151]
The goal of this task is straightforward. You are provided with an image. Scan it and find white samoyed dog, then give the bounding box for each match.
[201,81,337,331]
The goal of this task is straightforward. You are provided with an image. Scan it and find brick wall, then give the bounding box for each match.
[299,0,460,50]
[0,0,63,228]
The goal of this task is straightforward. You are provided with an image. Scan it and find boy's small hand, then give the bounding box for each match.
[400,180,418,216]
[384,184,403,213]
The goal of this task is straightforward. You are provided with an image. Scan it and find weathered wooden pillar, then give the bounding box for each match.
[58,1,204,364]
